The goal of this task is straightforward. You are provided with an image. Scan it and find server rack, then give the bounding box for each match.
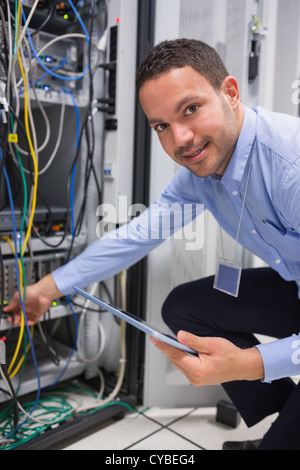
[0,0,154,449]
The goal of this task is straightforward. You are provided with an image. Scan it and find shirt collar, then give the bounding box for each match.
[211,105,257,183]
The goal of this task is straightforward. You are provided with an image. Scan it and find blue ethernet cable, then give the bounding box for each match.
[21,0,90,82]
[68,0,90,43]
[34,59,68,88]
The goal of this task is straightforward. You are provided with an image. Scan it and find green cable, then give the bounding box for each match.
[0,394,75,449]
[0,378,151,449]
[8,113,29,394]
[82,400,150,416]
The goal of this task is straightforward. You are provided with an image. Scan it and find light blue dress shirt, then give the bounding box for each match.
[53,104,300,382]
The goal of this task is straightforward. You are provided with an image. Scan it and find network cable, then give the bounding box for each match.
[30,0,56,38]
[21,0,90,83]
[0,148,41,443]
[0,341,19,431]
[1,2,39,409]
[0,0,114,447]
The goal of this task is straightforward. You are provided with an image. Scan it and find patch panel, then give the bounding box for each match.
[18,30,82,95]
[0,251,68,303]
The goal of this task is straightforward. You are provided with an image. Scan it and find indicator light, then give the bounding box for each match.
[116,17,120,23]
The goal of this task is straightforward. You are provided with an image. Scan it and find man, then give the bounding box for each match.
[5,39,300,450]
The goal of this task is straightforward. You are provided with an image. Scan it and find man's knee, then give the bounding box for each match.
[161,277,225,337]
[161,284,189,332]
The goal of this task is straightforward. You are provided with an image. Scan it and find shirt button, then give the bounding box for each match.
[251,230,257,234]
[275,259,281,264]
[232,190,238,196]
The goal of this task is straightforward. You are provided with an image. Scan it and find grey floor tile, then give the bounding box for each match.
[128,428,202,450]
[63,412,161,450]
[143,407,195,426]
[169,407,278,450]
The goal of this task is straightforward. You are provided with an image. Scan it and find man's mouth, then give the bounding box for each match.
[181,142,209,162]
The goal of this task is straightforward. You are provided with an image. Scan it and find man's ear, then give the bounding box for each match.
[221,76,240,110]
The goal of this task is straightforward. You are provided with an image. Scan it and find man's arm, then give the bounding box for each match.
[4,167,202,325]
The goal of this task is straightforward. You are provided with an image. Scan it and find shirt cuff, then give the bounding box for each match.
[256,334,300,382]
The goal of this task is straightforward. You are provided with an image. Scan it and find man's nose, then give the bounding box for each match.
[171,124,194,148]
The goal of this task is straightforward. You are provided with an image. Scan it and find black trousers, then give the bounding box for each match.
[161,267,300,450]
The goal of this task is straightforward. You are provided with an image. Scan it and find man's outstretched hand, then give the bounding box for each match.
[3,274,63,325]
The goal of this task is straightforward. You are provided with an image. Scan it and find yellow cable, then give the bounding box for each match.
[3,2,37,376]
[1,235,14,254]
[1,237,33,378]
[1,237,25,375]
[16,4,38,255]
[7,261,26,376]
[9,326,34,379]
[251,16,262,34]
[0,3,38,383]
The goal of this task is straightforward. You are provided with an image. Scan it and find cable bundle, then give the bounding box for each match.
[0,0,118,448]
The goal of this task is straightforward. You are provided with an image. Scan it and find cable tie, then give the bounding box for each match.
[8,133,18,143]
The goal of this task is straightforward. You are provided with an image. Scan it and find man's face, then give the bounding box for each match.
[139,66,242,178]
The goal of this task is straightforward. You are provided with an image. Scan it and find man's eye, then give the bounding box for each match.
[185,105,199,115]
[155,123,168,132]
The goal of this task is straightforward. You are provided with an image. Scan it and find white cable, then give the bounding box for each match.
[0,367,81,426]
[17,33,87,89]
[77,319,106,364]
[13,36,51,157]
[16,33,104,90]
[76,272,128,413]
[16,35,39,163]
[11,0,40,78]
[37,91,66,175]
[5,0,13,106]
[18,90,66,176]
[77,283,107,363]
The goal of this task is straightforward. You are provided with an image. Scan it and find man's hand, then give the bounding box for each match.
[150,330,264,386]
[3,274,62,326]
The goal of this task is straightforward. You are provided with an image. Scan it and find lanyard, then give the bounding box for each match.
[213,141,256,296]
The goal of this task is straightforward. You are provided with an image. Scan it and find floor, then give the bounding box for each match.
[51,405,277,451]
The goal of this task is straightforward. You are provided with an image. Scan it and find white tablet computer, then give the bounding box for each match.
[73,285,198,356]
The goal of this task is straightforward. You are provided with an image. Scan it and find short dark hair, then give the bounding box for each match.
[136,38,229,93]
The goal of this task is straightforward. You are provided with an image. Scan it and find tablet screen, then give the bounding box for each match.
[74,285,198,356]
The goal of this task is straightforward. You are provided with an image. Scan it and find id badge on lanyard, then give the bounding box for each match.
[213,142,255,298]
[213,258,242,297]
